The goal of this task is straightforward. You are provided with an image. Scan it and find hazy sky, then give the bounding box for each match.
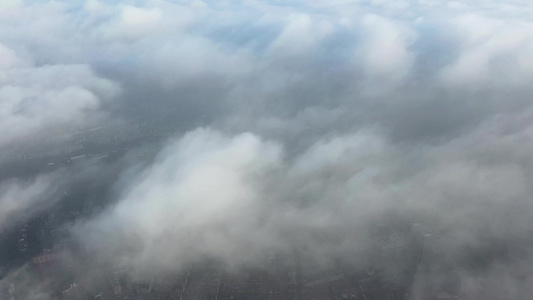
[2,0,533,299]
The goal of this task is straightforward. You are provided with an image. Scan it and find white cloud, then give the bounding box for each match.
[0,56,119,146]
[0,43,22,69]
[354,14,417,82]
[106,6,164,40]
[0,173,64,232]
[269,13,334,57]
[77,128,283,271]
[440,13,533,88]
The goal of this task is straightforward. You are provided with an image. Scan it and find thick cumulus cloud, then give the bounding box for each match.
[75,129,283,272]
[2,0,533,299]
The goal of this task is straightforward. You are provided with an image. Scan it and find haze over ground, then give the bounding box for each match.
[1,0,533,299]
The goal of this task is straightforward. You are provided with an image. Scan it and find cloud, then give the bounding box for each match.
[0,42,119,152]
[74,128,283,273]
[354,14,417,82]
[269,13,334,57]
[440,13,533,88]
[2,0,533,298]
[0,173,64,232]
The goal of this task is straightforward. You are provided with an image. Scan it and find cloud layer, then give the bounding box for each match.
[2,0,533,298]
